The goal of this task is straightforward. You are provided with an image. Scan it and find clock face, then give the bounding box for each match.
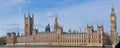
[111,17,115,20]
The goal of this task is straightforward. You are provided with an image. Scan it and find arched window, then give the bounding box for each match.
[26,24,28,27]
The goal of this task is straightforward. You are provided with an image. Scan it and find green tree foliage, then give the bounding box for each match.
[0,37,6,45]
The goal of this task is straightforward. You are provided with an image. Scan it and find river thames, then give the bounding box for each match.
[0,46,112,48]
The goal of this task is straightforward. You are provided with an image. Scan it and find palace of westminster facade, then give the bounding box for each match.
[6,6,118,46]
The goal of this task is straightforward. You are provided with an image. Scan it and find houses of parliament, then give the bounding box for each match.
[6,6,118,46]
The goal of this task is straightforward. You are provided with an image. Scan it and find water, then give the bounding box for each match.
[0,46,112,48]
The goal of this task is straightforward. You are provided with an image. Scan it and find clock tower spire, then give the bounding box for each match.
[54,14,59,32]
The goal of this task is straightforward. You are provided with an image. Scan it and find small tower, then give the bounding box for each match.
[87,24,93,33]
[24,13,34,36]
[17,32,20,37]
[97,25,104,44]
[6,32,16,46]
[97,25,104,34]
[110,5,117,45]
[45,24,50,32]
[54,14,59,33]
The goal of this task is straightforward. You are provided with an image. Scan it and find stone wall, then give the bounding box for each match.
[14,32,103,46]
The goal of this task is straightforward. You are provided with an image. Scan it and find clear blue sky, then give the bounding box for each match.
[0,0,120,36]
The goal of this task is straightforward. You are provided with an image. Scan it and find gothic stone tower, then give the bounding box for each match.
[54,16,59,32]
[24,13,34,36]
[110,6,117,45]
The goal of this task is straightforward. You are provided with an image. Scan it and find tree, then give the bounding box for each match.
[0,37,6,46]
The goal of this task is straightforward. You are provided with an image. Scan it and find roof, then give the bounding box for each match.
[37,32,87,34]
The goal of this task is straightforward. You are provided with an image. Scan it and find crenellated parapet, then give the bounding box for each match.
[86,24,104,34]
[97,25,104,34]
[87,24,93,33]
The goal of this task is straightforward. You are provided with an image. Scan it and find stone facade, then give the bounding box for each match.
[6,7,118,46]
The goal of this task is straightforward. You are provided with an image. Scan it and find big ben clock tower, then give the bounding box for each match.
[110,6,117,45]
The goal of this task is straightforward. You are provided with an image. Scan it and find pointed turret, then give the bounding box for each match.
[45,24,50,32]
[24,13,26,19]
[17,32,20,37]
[32,13,34,18]
[28,12,31,18]
[55,14,58,25]
[111,5,116,16]
[54,14,59,32]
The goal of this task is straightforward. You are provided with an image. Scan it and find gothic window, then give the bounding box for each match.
[26,24,28,27]
[84,40,86,42]
[99,36,101,39]
[99,40,101,43]
[89,40,90,43]
[56,36,60,42]
[30,24,33,28]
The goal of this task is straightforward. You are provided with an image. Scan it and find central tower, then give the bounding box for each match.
[24,13,34,36]
[54,15,59,33]
[110,6,117,45]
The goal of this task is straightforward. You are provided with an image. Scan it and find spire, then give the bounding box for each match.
[111,4,116,16]
[55,13,58,22]
[17,32,20,37]
[24,13,26,18]
[45,23,50,32]
[54,13,58,25]
[48,23,50,26]
[32,13,34,18]
[28,11,31,18]
[111,5,115,13]
[54,13,59,32]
